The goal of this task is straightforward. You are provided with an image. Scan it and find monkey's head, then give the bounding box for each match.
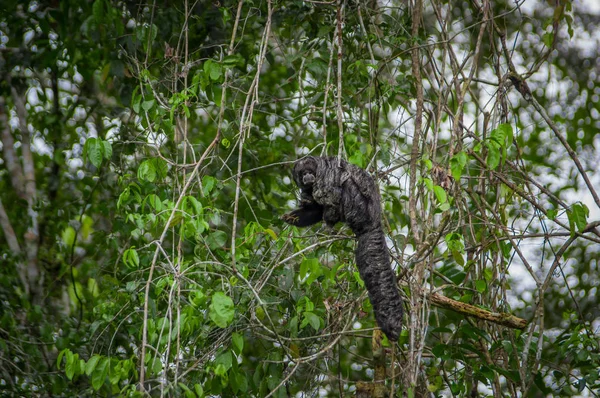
[292,156,318,191]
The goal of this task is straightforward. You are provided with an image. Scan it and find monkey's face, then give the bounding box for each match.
[293,157,318,191]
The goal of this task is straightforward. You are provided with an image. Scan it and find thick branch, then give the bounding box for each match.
[429,292,527,329]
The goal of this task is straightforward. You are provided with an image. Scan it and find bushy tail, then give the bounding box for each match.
[355,229,403,341]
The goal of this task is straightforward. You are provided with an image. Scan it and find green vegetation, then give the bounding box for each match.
[1,0,599,396]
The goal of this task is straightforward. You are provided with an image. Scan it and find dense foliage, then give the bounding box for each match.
[1,0,599,396]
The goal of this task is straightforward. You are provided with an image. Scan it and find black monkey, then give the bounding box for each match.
[282,156,403,341]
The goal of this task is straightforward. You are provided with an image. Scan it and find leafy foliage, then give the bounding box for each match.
[1,0,599,396]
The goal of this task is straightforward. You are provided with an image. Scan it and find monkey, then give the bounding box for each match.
[282,156,403,341]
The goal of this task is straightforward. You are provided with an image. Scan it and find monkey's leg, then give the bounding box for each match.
[281,203,324,227]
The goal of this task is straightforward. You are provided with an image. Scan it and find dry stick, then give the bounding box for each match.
[231,0,272,271]
[335,0,345,161]
[408,0,423,247]
[321,29,336,155]
[172,0,196,384]
[408,0,424,387]
[357,4,378,155]
[138,0,245,389]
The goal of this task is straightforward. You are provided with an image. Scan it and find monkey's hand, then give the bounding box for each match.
[281,203,324,227]
[281,212,300,224]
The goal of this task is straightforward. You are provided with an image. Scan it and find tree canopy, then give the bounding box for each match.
[1,0,599,396]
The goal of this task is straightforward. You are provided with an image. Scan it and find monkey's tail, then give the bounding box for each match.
[355,228,403,341]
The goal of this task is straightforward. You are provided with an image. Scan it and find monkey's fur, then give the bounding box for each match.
[282,156,403,341]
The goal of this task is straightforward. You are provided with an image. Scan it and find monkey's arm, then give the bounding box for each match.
[281,201,324,227]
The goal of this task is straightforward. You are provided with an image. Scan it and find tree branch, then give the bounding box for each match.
[429,291,527,329]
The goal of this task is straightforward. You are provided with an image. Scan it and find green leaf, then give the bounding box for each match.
[138,158,168,182]
[62,226,76,247]
[433,186,447,204]
[85,355,101,376]
[202,175,216,195]
[194,384,204,397]
[214,363,227,377]
[264,228,277,240]
[178,383,194,398]
[102,140,112,160]
[222,54,244,68]
[567,203,589,235]
[123,247,140,268]
[542,32,554,47]
[91,358,108,390]
[57,349,68,369]
[496,123,514,147]
[422,158,433,170]
[153,158,168,179]
[232,333,244,354]
[132,95,141,114]
[85,137,103,168]
[486,142,501,170]
[232,372,248,393]
[138,159,156,182]
[204,59,222,81]
[209,292,235,328]
[92,0,105,21]
[475,280,487,293]
[142,99,155,111]
[422,177,433,191]
[348,151,364,168]
[214,350,232,372]
[300,312,321,331]
[185,196,203,215]
[450,151,467,181]
[445,233,464,252]
[306,258,322,285]
[145,194,163,212]
[65,351,77,380]
[150,357,162,375]
[207,230,227,250]
[452,250,465,267]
